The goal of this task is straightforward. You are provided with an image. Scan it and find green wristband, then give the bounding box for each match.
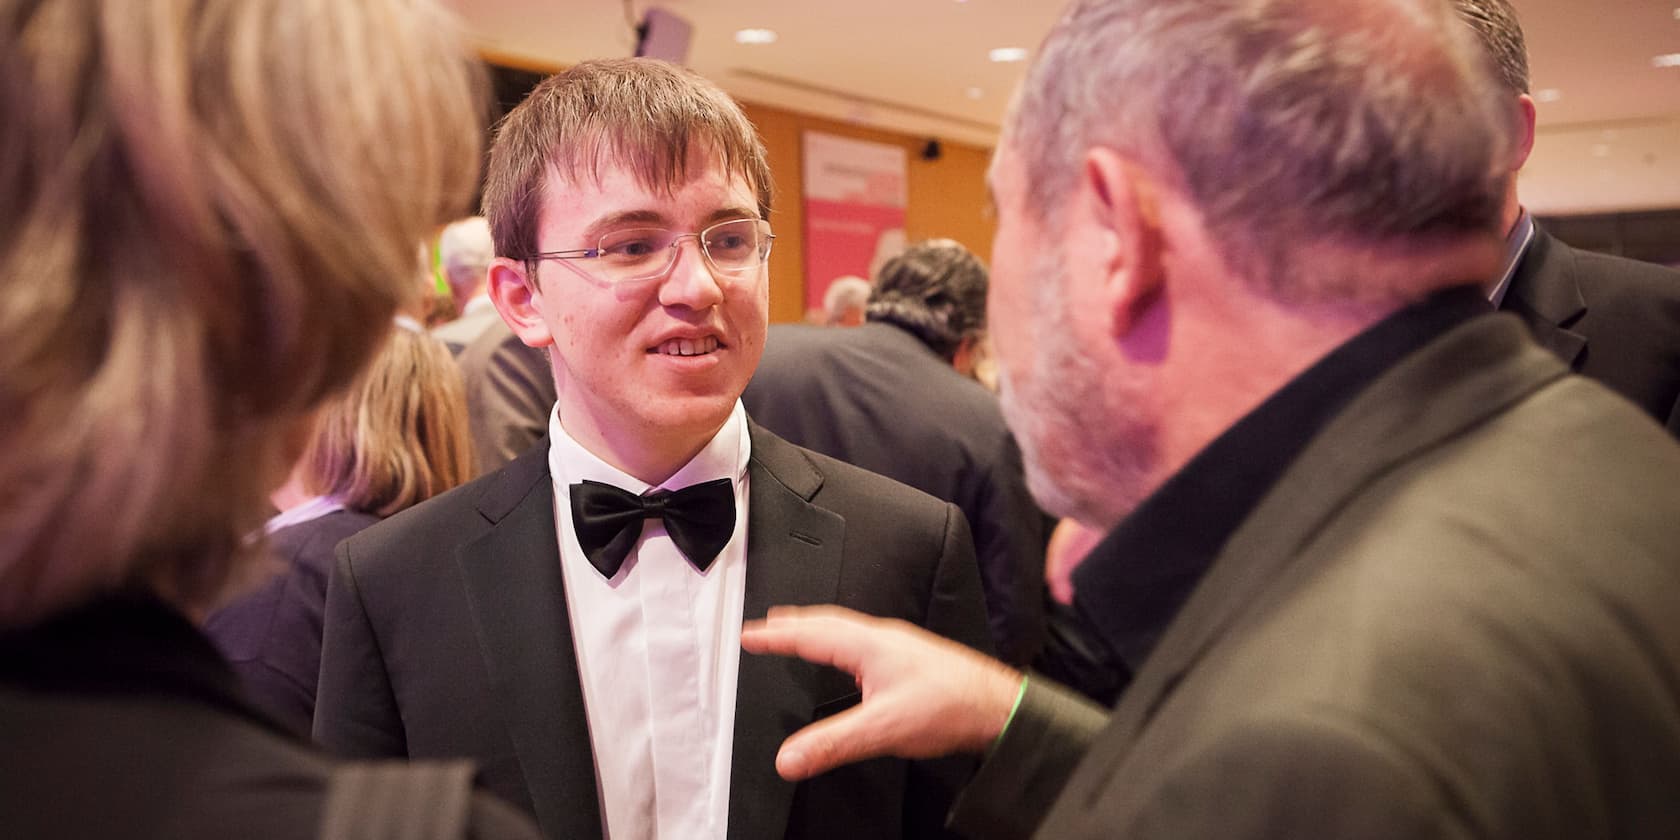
[989,674,1030,753]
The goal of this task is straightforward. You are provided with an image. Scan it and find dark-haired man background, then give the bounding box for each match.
[1457,0,1680,432]
[745,238,1048,666]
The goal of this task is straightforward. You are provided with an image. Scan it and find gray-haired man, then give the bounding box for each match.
[742,0,1680,838]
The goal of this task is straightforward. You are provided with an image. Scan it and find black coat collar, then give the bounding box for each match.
[0,590,298,739]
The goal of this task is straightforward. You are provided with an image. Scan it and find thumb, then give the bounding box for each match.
[775,705,882,781]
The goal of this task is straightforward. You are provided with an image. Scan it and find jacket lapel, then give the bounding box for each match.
[727,423,847,840]
[1505,228,1588,367]
[456,448,604,840]
[1089,315,1569,778]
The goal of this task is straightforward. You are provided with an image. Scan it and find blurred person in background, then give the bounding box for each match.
[820,275,872,326]
[458,319,556,476]
[433,216,501,354]
[745,239,1048,666]
[1455,0,1680,433]
[0,0,539,837]
[204,328,474,733]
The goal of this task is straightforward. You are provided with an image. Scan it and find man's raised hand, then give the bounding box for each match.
[740,605,1023,781]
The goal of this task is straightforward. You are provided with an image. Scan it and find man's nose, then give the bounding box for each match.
[657,235,725,310]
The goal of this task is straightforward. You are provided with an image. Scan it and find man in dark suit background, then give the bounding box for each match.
[740,0,1680,838]
[1459,0,1680,432]
[313,58,990,840]
[744,239,1047,666]
[457,319,556,476]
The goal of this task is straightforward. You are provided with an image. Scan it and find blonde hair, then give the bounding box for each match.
[0,0,485,627]
[302,329,474,517]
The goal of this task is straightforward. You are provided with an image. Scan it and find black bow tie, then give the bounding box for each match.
[569,478,736,578]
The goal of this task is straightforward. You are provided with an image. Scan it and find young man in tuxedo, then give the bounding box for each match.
[313,58,990,840]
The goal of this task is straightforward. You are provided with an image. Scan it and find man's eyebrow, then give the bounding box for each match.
[703,206,762,225]
[578,206,760,242]
[580,209,668,241]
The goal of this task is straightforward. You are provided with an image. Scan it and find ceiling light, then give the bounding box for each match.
[1592,144,1612,158]
[989,47,1029,63]
[1533,88,1562,103]
[734,28,778,45]
[966,86,985,100]
[1652,53,1680,67]
[1672,7,1680,19]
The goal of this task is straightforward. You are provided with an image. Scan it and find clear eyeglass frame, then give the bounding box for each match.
[520,217,775,285]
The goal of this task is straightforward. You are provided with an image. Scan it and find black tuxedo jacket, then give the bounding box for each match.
[744,322,1048,666]
[314,422,991,840]
[1501,226,1680,432]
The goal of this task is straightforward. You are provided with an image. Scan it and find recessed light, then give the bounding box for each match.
[1592,144,1612,158]
[1672,7,1680,20]
[1652,53,1680,67]
[966,86,985,100]
[1533,88,1562,103]
[734,28,778,45]
[989,47,1029,63]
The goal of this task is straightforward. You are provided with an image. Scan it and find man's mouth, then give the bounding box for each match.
[653,336,722,357]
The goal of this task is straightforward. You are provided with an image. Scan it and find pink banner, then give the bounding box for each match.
[802,132,908,315]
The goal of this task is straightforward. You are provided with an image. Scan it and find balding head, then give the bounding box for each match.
[1003,0,1516,307]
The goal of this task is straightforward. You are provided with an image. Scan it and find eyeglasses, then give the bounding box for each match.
[520,218,774,285]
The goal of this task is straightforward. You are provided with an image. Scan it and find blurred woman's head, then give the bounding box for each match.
[0,0,485,627]
[298,329,474,518]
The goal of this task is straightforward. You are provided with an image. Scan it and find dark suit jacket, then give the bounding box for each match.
[457,320,556,477]
[315,422,992,840]
[0,593,540,840]
[203,509,381,732]
[1502,226,1680,432]
[949,314,1680,839]
[744,322,1047,666]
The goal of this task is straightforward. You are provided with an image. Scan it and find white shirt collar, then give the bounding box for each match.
[264,495,346,535]
[1488,210,1536,309]
[546,400,751,496]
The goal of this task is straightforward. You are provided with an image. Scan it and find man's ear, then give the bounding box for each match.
[1079,147,1165,340]
[1511,93,1537,172]
[488,257,554,349]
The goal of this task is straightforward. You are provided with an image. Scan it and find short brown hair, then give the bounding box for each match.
[482,58,773,262]
[0,0,485,627]
[867,239,990,362]
[301,329,474,517]
[1453,0,1530,95]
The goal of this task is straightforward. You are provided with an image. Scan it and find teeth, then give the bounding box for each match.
[659,336,719,356]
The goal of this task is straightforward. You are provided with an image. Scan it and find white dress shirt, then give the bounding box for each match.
[547,401,751,840]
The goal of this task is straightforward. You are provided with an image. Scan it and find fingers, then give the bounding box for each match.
[774,705,881,781]
[741,605,882,675]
